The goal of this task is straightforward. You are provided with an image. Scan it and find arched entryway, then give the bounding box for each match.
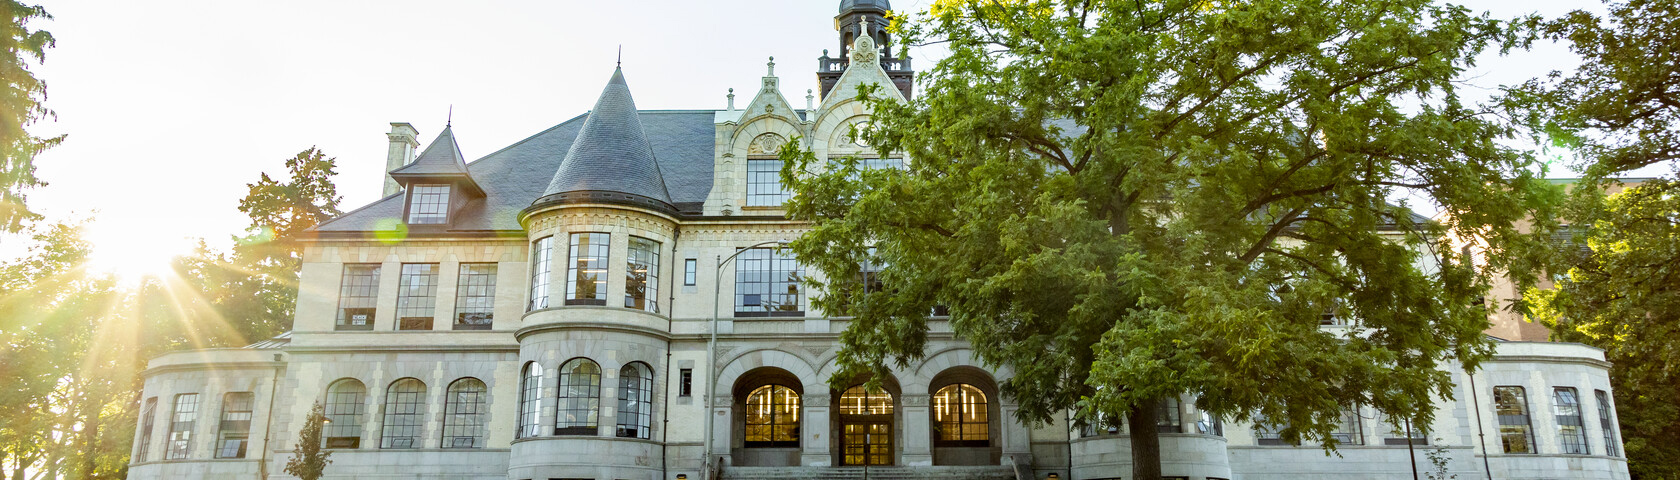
[928,367,1001,465]
[731,367,803,466]
[832,376,901,466]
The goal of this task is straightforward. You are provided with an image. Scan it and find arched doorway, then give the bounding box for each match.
[928,367,1001,465]
[835,383,897,466]
[731,367,803,467]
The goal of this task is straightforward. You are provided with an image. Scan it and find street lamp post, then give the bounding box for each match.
[703,239,790,475]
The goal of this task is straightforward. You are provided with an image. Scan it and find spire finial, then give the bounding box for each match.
[767,56,775,76]
[447,105,453,127]
[617,45,622,67]
[727,88,736,111]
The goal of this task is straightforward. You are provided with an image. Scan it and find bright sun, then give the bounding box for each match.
[84,217,189,282]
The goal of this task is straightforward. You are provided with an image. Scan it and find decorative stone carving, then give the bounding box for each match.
[801,344,829,359]
[851,28,878,64]
[901,394,930,407]
[748,133,788,155]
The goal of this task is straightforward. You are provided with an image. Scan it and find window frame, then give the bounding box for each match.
[517,362,543,439]
[1596,390,1618,457]
[743,384,801,448]
[1494,386,1538,454]
[745,158,790,207]
[565,233,610,306]
[616,362,654,439]
[1158,397,1183,434]
[441,378,488,449]
[214,392,254,459]
[379,378,427,449]
[679,368,693,397]
[395,263,440,330]
[405,184,451,224]
[166,393,199,460]
[1552,387,1589,454]
[453,263,497,330]
[136,397,158,461]
[555,357,601,436]
[323,379,367,449]
[625,236,660,312]
[733,247,804,317]
[335,264,382,330]
[933,383,990,447]
[684,258,697,286]
[529,237,553,311]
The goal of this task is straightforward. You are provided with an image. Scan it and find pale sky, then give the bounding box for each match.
[11,0,1609,277]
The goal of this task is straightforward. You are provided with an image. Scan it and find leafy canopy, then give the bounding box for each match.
[782,0,1557,467]
[0,1,63,232]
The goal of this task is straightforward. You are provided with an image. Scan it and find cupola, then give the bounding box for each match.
[529,67,675,214]
[387,125,484,227]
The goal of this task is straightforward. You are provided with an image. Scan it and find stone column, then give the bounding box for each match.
[801,393,833,466]
[709,394,733,461]
[1001,400,1032,462]
[901,394,933,466]
[385,123,419,197]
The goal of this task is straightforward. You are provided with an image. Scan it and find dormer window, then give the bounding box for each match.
[408,184,451,224]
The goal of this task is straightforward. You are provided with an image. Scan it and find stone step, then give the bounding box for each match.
[720,466,1017,480]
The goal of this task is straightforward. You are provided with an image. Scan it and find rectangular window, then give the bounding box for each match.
[529,237,553,311]
[407,184,450,224]
[136,397,157,461]
[684,258,697,286]
[454,263,497,330]
[1157,397,1181,433]
[1597,390,1618,457]
[335,264,381,330]
[1377,411,1429,446]
[566,233,610,305]
[1553,387,1589,454]
[746,158,789,206]
[1252,413,1287,446]
[1494,386,1537,454]
[396,264,439,330]
[679,369,693,397]
[216,392,254,459]
[166,393,199,459]
[626,237,660,312]
[1332,405,1364,445]
[734,247,804,317]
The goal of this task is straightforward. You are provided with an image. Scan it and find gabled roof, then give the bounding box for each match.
[535,67,674,210]
[390,126,483,196]
[310,110,716,234]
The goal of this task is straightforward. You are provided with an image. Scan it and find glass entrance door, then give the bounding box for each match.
[842,420,892,466]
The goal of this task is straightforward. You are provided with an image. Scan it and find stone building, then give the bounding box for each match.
[126,2,1629,479]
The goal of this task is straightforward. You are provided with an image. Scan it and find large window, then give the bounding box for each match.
[746,159,789,206]
[215,392,254,459]
[1376,410,1429,446]
[517,362,543,439]
[734,248,804,317]
[933,384,989,447]
[136,397,157,461]
[407,184,450,224]
[454,263,497,329]
[323,379,366,448]
[1494,386,1537,454]
[1158,397,1183,433]
[566,233,610,305]
[396,264,439,330]
[1253,413,1287,446]
[838,385,894,415]
[617,362,654,439]
[441,378,487,448]
[744,385,800,448]
[1332,405,1364,445]
[626,237,660,312]
[336,264,381,330]
[529,237,553,311]
[380,379,427,449]
[555,358,601,435]
[166,393,199,459]
[1553,387,1589,454]
[1597,390,1618,457]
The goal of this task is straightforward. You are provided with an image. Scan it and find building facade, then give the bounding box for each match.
[126,2,1630,479]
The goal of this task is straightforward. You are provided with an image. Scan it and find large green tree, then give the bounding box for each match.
[1528,179,1680,479]
[782,0,1557,478]
[0,1,62,232]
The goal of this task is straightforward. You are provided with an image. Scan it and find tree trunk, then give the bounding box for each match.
[1127,400,1163,480]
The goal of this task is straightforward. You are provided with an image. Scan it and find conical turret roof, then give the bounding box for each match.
[536,67,673,208]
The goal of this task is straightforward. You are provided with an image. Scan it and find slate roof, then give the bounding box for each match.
[839,0,891,13]
[312,107,716,234]
[390,126,470,177]
[537,68,674,208]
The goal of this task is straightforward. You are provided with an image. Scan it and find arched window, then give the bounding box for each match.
[617,362,654,439]
[380,378,427,449]
[323,379,367,448]
[744,385,800,447]
[556,358,601,435]
[441,378,487,448]
[933,384,988,446]
[517,362,543,439]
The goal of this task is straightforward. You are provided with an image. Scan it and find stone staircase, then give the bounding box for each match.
[719,465,1018,480]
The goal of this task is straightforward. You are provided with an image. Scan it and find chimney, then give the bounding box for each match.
[384,122,420,197]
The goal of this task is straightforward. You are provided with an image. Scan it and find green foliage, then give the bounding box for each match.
[284,401,333,480]
[1502,0,1680,177]
[0,1,63,232]
[0,221,140,478]
[1528,179,1680,480]
[782,1,1557,478]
